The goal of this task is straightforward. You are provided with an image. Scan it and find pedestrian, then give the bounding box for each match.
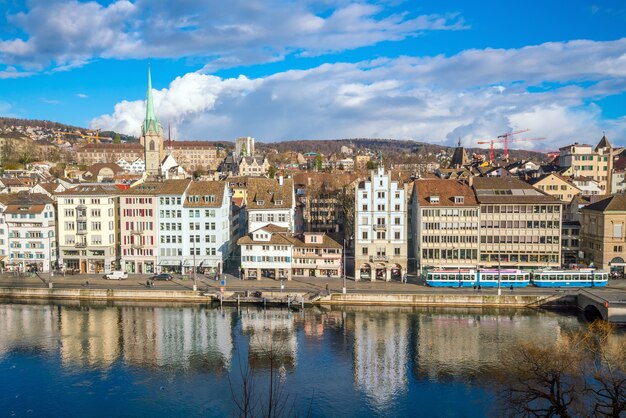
[325,283,329,294]
[85,281,89,287]
[146,279,150,288]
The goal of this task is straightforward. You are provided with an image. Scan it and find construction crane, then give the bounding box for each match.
[498,129,529,161]
[79,128,101,144]
[477,134,544,162]
[54,129,81,144]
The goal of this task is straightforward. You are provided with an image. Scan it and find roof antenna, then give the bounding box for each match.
[458,137,461,147]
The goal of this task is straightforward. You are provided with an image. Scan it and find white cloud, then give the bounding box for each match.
[76,93,88,99]
[0,0,465,72]
[91,38,626,148]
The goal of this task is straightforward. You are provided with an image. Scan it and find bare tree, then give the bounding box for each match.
[497,323,626,418]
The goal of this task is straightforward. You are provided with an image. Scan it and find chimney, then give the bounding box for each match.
[278,175,284,186]
[468,175,474,188]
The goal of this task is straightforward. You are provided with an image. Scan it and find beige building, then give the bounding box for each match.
[238,156,269,177]
[410,180,480,273]
[355,155,372,170]
[558,136,614,193]
[473,177,562,269]
[580,194,626,273]
[57,185,121,273]
[168,141,219,171]
[355,167,408,281]
[76,143,143,166]
[528,173,581,203]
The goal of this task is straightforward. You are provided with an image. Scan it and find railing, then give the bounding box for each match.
[131,243,144,249]
[373,224,387,231]
[75,242,87,248]
[369,255,389,262]
[76,229,88,235]
[130,229,144,235]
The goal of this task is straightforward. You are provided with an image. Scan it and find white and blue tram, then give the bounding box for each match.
[531,269,608,288]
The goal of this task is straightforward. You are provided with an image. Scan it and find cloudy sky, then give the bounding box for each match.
[1,0,626,149]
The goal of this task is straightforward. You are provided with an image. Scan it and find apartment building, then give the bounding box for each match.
[410,180,479,274]
[528,173,581,203]
[558,136,614,193]
[238,225,342,280]
[355,167,408,281]
[580,194,626,273]
[246,177,300,233]
[119,182,163,274]
[355,155,371,170]
[183,181,231,275]
[57,185,121,273]
[155,179,192,273]
[235,136,255,157]
[238,156,269,177]
[473,177,562,269]
[4,194,56,272]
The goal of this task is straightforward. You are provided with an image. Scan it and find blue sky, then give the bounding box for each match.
[1,0,625,148]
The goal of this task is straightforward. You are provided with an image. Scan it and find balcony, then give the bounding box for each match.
[373,224,387,231]
[75,242,87,248]
[131,243,144,249]
[130,229,144,235]
[76,229,88,235]
[369,255,389,262]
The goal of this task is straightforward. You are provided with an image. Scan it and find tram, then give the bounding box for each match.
[531,269,608,288]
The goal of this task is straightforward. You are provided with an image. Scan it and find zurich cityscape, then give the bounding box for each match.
[1,1,626,417]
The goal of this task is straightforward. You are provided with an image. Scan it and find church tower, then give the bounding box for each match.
[141,66,164,176]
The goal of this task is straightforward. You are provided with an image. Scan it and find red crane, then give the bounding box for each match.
[477,134,544,162]
[498,129,529,161]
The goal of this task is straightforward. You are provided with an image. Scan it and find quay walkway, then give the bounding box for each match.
[1,272,626,322]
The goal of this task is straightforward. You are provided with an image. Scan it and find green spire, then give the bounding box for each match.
[143,65,160,135]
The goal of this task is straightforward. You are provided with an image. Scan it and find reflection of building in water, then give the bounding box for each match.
[120,307,233,372]
[303,310,345,338]
[240,310,297,370]
[154,308,233,372]
[59,307,120,368]
[0,304,58,358]
[415,312,576,380]
[353,312,409,407]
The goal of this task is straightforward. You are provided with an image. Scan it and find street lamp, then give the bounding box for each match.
[497,251,502,296]
[192,235,197,291]
[342,238,347,294]
[48,232,54,288]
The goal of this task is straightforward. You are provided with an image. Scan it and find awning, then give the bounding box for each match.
[158,260,181,266]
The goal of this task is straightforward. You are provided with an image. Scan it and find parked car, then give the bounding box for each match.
[104,271,128,280]
[151,273,173,281]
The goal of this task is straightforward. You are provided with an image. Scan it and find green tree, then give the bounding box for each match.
[365,160,377,170]
[113,133,122,144]
[267,165,277,179]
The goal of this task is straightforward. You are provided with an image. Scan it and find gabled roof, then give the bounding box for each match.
[413,179,478,206]
[184,181,226,207]
[57,185,124,196]
[472,177,561,204]
[583,194,626,212]
[246,177,294,210]
[123,179,192,196]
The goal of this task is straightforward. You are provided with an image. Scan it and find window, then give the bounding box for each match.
[454,196,464,204]
[394,247,400,255]
[614,246,623,252]
[429,196,439,203]
[362,247,368,255]
[362,231,368,240]
[613,224,623,239]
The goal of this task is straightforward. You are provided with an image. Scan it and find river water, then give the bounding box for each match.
[0,301,586,417]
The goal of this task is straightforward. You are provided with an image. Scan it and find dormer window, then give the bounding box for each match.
[454,196,464,204]
[203,195,216,203]
[274,200,283,205]
[429,196,440,204]
[257,200,264,205]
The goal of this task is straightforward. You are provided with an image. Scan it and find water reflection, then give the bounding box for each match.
[0,302,597,416]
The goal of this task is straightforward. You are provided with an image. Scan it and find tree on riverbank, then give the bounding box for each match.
[497,321,626,417]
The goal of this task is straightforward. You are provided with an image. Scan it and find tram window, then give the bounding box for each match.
[463,275,470,280]
[557,275,564,280]
[516,275,522,280]
[501,275,508,280]
[549,275,556,280]
[572,275,579,280]
[441,274,448,280]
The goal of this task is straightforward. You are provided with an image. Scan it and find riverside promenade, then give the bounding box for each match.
[1,272,626,312]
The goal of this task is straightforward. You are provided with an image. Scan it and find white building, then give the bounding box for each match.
[182,180,231,275]
[246,177,301,233]
[116,158,146,173]
[4,194,56,272]
[57,185,120,273]
[354,167,408,281]
[238,224,294,280]
[235,136,255,157]
[156,179,192,273]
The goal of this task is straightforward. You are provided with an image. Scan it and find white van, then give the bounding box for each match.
[104,271,128,280]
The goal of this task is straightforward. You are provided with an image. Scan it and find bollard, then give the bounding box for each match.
[301,296,304,309]
[48,281,53,289]
[263,297,266,309]
[287,296,291,308]
[237,294,240,308]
